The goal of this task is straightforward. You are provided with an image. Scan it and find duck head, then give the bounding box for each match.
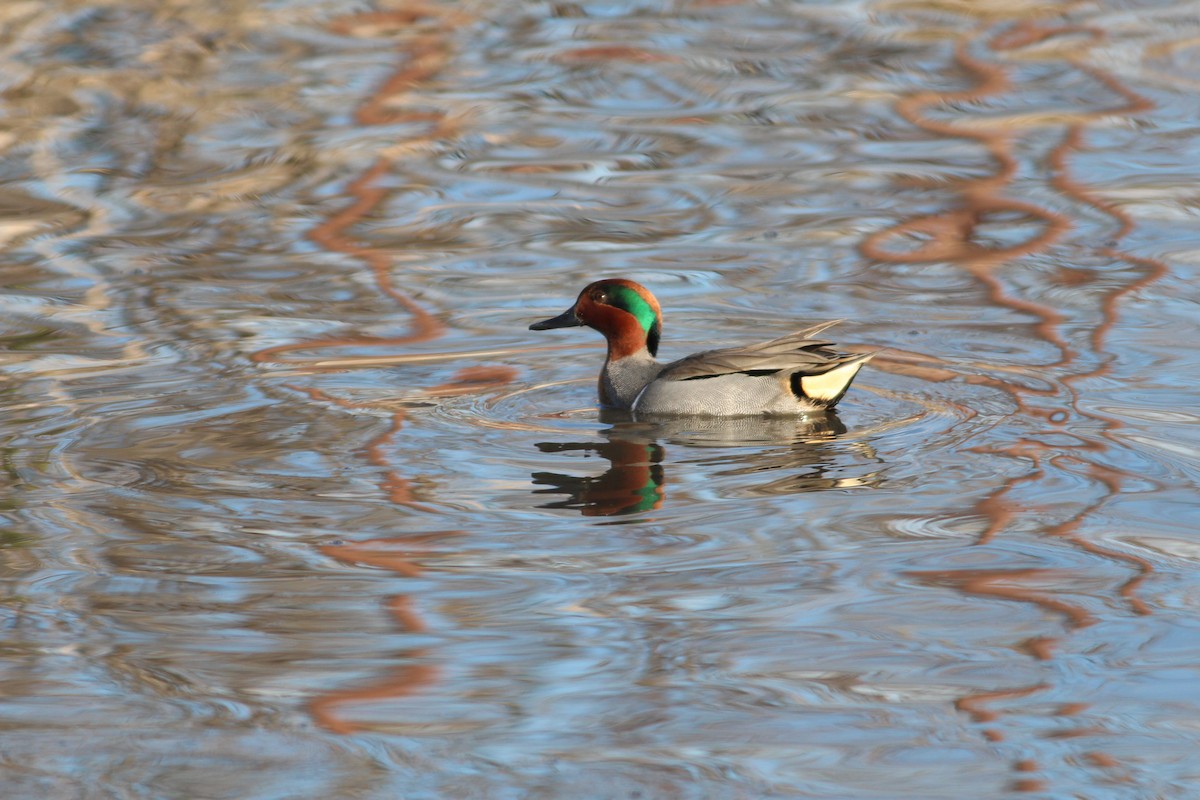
[530,278,662,359]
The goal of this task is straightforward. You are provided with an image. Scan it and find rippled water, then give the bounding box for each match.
[3,0,1200,796]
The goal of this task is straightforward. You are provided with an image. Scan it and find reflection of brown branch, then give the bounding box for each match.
[968,455,1043,545]
[860,38,1075,361]
[310,662,441,736]
[294,366,517,511]
[988,22,1101,52]
[308,537,454,735]
[299,364,517,734]
[323,537,456,602]
[965,380,1155,611]
[1049,457,1153,616]
[1036,65,1162,619]
[861,40,1072,266]
[289,386,436,511]
[252,9,473,366]
[266,7,513,737]
[1047,128,1168,358]
[912,567,1096,642]
[870,17,1159,616]
[553,46,673,64]
[955,682,1049,740]
[868,14,1163,787]
[252,154,443,364]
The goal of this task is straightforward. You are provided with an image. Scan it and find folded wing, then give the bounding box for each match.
[657,321,848,381]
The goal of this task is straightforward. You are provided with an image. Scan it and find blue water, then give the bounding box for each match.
[1,1,1199,797]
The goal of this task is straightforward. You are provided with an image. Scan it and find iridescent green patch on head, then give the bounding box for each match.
[606,284,661,356]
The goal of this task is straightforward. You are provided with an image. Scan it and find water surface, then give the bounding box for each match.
[2,0,1200,797]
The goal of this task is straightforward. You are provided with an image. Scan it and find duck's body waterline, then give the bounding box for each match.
[530,279,872,417]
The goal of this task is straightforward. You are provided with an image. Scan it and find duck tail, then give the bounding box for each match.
[792,353,875,408]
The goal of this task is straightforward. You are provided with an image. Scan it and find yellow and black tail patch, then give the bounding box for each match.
[793,355,873,407]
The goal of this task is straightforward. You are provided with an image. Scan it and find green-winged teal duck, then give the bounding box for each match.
[530,278,872,416]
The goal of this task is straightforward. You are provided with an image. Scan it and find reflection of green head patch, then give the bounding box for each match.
[608,285,660,356]
[631,452,664,512]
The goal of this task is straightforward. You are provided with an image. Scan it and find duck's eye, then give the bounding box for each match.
[592,290,609,304]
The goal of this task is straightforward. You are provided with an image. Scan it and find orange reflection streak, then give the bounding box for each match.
[912,567,1095,660]
[969,456,1042,546]
[861,37,1075,359]
[299,366,517,734]
[289,385,436,512]
[252,8,468,366]
[1050,457,1154,617]
[255,6,523,735]
[251,153,443,364]
[1047,125,1169,366]
[868,10,1167,788]
[295,366,518,512]
[309,538,450,735]
[968,442,1153,631]
[553,46,675,64]
[955,683,1049,740]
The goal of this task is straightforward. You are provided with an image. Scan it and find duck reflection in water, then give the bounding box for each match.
[533,411,858,517]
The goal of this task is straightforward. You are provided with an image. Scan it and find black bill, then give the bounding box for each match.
[529,307,584,330]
